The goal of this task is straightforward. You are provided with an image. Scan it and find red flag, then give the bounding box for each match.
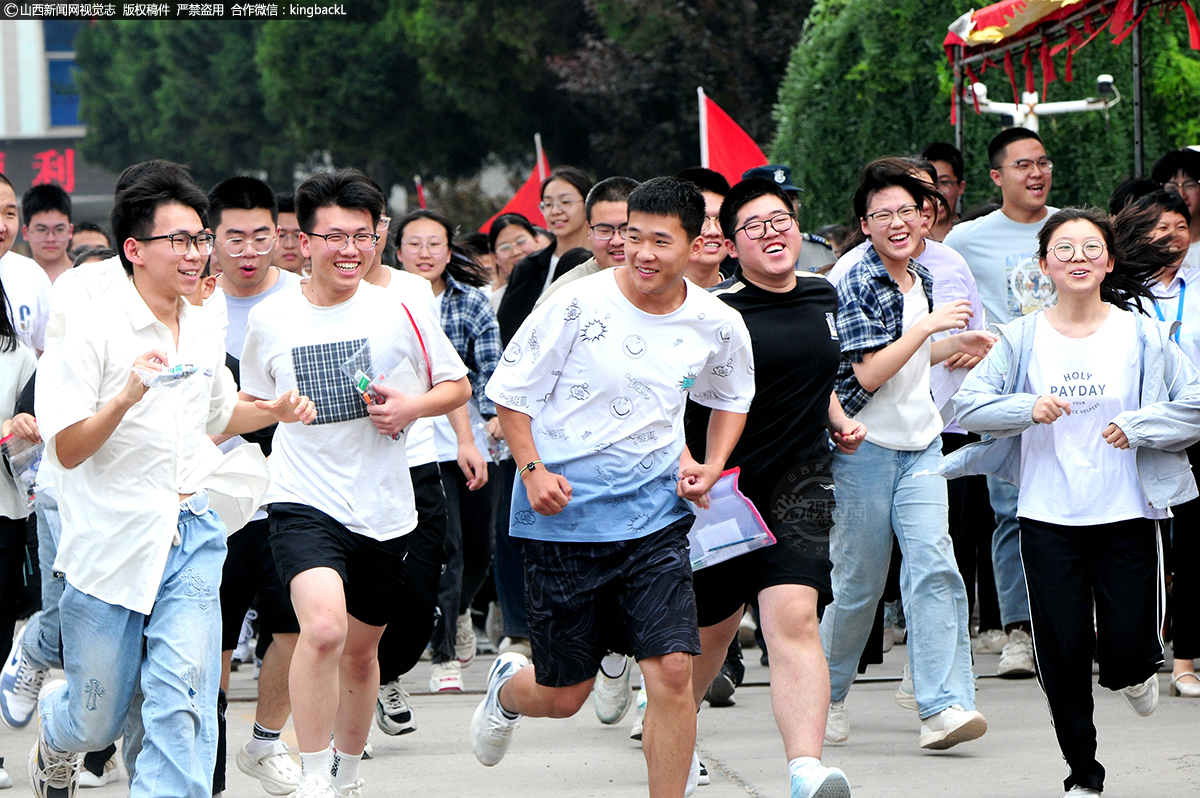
[479,151,551,233]
[700,90,767,187]
[414,175,427,209]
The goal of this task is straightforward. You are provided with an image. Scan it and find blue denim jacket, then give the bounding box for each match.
[940,308,1200,510]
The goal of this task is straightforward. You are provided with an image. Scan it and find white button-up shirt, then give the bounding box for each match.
[1150,268,1200,370]
[35,278,261,614]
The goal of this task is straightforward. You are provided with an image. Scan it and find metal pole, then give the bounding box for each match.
[698,87,710,169]
[954,45,964,156]
[1131,1,1145,176]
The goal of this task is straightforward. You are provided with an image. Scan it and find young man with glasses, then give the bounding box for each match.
[205,176,305,795]
[29,161,317,798]
[273,193,310,277]
[943,127,1057,680]
[920,142,966,241]
[21,183,74,283]
[239,168,471,798]
[1151,148,1200,273]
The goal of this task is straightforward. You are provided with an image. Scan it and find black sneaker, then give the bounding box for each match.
[704,670,736,708]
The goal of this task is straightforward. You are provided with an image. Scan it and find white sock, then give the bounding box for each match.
[299,748,332,784]
[330,748,362,791]
[599,652,627,678]
[246,723,283,756]
[788,756,820,781]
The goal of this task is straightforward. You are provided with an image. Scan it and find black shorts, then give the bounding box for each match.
[523,516,700,688]
[221,518,300,650]
[693,472,835,628]
[268,502,411,628]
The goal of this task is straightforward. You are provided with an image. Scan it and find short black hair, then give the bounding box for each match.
[585,176,640,221]
[115,160,194,194]
[72,221,111,247]
[988,128,1043,169]
[719,178,792,243]
[110,161,209,276]
[676,167,731,197]
[920,142,964,182]
[626,176,705,241]
[1132,188,1192,226]
[1108,176,1161,216]
[852,157,941,221]
[277,192,296,215]
[1150,148,1200,184]
[539,167,594,204]
[0,173,12,193]
[71,246,117,267]
[295,168,383,234]
[22,183,72,224]
[207,176,278,230]
[459,232,490,257]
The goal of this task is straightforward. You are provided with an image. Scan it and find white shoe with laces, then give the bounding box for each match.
[287,777,337,797]
[375,680,416,735]
[918,704,987,750]
[454,612,477,667]
[974,628,1008,655]
[1,624,48,730]
[236,740,300,795]
[27,680,82,798]
[997,628,1036,678]
[78,749,121,788]
[429,660,464,693]
[824,701,848,744]
[470,653,528,766]
[593,655,633,725]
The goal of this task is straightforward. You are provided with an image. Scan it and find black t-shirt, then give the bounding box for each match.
[685,268,841,513]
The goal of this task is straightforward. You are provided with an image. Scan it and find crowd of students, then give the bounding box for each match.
[0,127,1196,798]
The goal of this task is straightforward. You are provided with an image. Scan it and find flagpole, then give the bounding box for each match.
[698,87,710,168]
[534,133,547,181]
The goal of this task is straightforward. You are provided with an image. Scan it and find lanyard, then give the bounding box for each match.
[1154,280,1185,344]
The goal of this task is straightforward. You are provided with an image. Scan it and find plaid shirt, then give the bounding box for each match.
[834,246,935,417]
[439,273,502,416]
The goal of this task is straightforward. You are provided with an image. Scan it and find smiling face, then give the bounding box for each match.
[301,204,375,305]
[214,207,277,297]
[124,202,208,303]
[861,185,923,270]
[587,200,628,271]
[541,178,586,241]
[398,217,452,293]
[622,210,699,304]
[728,193,800,291]
[697,191,726,270]
[492,222,537,279]
[0,184,18,260]
[990,138,1052,218]
[1151,209,1190,267]
[1039,219,1113,298]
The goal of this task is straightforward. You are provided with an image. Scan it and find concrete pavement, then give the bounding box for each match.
[2,642,1197,797]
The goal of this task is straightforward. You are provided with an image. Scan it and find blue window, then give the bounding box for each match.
[44,21,82,128]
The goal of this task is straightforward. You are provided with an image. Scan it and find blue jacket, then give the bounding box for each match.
[940,308,1200,511]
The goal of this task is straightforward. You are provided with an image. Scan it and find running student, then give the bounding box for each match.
[947,206,1200,798]
[473,176,755,798]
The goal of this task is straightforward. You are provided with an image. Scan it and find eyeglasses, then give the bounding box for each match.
[865,205,920,225]
[735,212,795,240]
[28,225,71,242]
[1000,158,1053,174]
[136,232,216,255]
[307,232,380,251]
[1165,179,1200,194]
[379,215,391,230]
[220,234,275,257]
[589,223,627,241]
[278,230,302,244]
[935,177,962,189]
[539,197,580,214]
[702,216,721,234]
[401,239,448,254]
[1050,240,1106,261]
[494,235,533,256]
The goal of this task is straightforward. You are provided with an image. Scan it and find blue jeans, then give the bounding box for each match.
[24,491,64,672]
[986,476,1031,628]
[820,440,975,717]
[41,494,225,798]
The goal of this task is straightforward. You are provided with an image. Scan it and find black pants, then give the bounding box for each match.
[1166,443,1200,660]
[943,432,1002,630]
[376,463,449,682]
[1020,516,1164,794]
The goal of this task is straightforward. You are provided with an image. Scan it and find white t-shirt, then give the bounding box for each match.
[223,268,299,360]
[240,282,467,540]
[943,207,1058,326]
[485,268,755,543]
[0,343,36,520]
[0,251,52,352]
[1019,308,1164,524]
[854,276,943,451]
[381,268,441,469]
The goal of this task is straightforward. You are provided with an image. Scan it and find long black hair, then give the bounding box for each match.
[1036,206,1172,314]
[0,277,18,352]
[394,210,491,289]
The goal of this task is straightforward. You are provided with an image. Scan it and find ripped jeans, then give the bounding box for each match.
[40,493,226,798]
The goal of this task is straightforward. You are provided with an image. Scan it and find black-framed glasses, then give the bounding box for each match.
[865,205,920,225]
[136,232,216,255]
[734,212,795,240]
[220,234,276,257]
[1000,158,1053,174]
[1050,240,1106,261]
[307,232,380,251]
[589,223,627,241]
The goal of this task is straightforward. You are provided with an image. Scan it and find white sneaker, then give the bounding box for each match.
[236,740,300,795]
[1122,674,1159,717]
[454,612,477,668]
[0,759,11,789]
[997,628,1036,678]
[790,760,851,798]
[594,656,632,725]
[27,680,82,798]
[375,680,416,735]
[470,652,527,766]
[429,660,463,693]
[684,751,700,798]
[1,623,49,729]
[974,628,1008,655]
[629,687,647,741]
[894,664,917,711]
[824,701,848,744]
[232,608,257,664]
[918,705,987,750]
[78,749,121,788]
[1063,787,1102,797]
[287,777,337,797]
[334,779,363,798]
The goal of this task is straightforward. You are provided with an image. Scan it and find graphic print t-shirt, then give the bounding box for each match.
[241,282,467,540]
[485,268,755,544]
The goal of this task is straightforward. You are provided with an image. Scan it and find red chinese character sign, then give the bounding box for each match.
[31,148,76,194]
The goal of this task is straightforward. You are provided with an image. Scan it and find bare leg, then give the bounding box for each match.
[287,568,349,752]
[257,634,298,730]
[498,666,593,718]
[691,611,744,709]
[639,652,695,798]
[332,619,386,755]
[759,584,828,760]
